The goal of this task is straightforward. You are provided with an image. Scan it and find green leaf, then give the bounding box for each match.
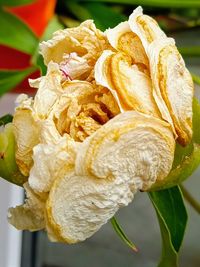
[0,8,38,54]
[66,2,126,30]
[0,67,37,96]
[110,216,138,252]
[0,114,13,126]
[73,0,200,8]
[41,15,64,42]
[178,46,200,57]
[0,123,27,186]
[149,186,187,267]
[0,0,34,6]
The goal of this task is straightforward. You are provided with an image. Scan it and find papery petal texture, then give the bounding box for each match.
[129,6,194,145]
[8,183,45,231]
[45,111,174,243]
[40,20,111,80]
[13,109,39,176]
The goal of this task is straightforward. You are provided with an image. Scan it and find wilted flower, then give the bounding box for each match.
[8,7,193,243]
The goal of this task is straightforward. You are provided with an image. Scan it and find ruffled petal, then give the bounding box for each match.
[8,183,45,231]
[95,50,160,117]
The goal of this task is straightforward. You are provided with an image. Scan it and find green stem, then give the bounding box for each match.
[180,184,200,214]
[191,73,200,86]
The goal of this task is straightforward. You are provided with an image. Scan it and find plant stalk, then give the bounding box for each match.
[180,184,200,214]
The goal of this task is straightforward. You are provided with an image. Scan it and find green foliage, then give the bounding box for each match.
[110,216,138,252]
[0,114,13,126]
[0,67,36,96]
[0,0,34,6]
[178,47,200,57]
[66,1,126,30]
[73,0,200,8]
[0,8,38,54]
[149,186,187,267]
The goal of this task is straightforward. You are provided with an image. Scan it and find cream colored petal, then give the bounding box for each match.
[39,29,85,65]
[50,80,119,141]
[45,111,174,243]
[30,62,63,119]
[95,50,126,112]
[15,94,33,109]
[76,111,175,190]
[60,52,91,80]
[128,6,166,51]
[29,138,76,194]
[13,109,39,176]
[8,183,45,231]
[106,21,149,69]
[95,50,160,117]
[39,119,63,145]
[46,169,136,243]
[106,21,130,49]
[39,20,110,68]
[148,38,193,145]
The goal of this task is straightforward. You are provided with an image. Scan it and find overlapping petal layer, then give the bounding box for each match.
[45,111,174,243]
[129,7,193,145]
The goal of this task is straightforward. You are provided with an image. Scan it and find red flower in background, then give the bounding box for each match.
[0,0,56,94]
[8,0,56,37]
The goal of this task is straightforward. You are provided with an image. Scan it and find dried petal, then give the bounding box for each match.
[148,39,193,145]
[29,62,63,119]
[129,6,166,50]
[28,138,76,194]
[40,20,111,80]
[45,111,174,243]
[106,21,149,70]
[13,109,39,176]
[95,50,160,117]
[76,111,175,190]
[8,183,45,231]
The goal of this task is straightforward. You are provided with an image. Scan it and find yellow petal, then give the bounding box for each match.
[149,38,194,145]
[95,50,160,117]
[128,6,166,50]
[30,62,63,119]
[40,20,110,69]
[13,109,39,176]
[8,183,45,231]
[76,111,175,190]
[52,80,119,141]
[28,138,76,194]
[45,111,174,243]
[46,169,136,243]
[60,52,90,80]
[106,21,149,70]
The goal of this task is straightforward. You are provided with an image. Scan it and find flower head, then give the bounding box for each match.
[8,7,193,243]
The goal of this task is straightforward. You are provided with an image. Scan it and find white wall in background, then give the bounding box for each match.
[0,94,23,267]
[0,180,23,267]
